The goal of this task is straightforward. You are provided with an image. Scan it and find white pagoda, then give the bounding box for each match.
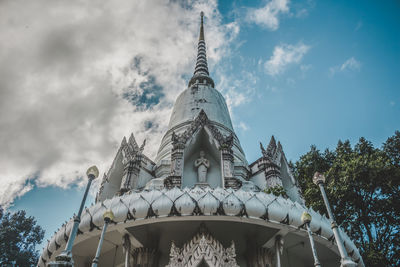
[39,13,364,267]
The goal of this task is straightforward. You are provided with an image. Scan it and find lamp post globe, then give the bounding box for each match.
[313,172,326,185]
[86,165,99,180]
[301,211,312,225]
[103,210,115,222]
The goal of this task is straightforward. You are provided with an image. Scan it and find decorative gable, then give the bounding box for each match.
[166,110,240,189]
[96,133,154,202]
[166,227,239,267]
[250,136,304,204]
[171,109,233,152]
[121,133,146,163]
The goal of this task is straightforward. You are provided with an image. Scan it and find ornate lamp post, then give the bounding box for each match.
[91,210,115,267]
[48,166,99,267]
[313,172,356,267]
[301,211,321,267]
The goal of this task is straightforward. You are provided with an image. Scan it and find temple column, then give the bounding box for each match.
[167,148,184,188]
[221,148,237,189]
[132,248,158,267]
[264,161,283,188]
[120,159,141,193]
[122,234,131,267]
[166,132,185,188]
[275,235,283,267]
[259,137,283,189]
[220,135,241,189]
[118,135,145,194]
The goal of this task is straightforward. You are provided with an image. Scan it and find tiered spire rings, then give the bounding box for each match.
[188,12,215,88]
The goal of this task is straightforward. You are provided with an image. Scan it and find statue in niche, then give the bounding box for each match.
[194,151,210,183]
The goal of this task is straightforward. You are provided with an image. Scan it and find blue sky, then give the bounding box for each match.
[218,0,400,162]
[2,0,399,251]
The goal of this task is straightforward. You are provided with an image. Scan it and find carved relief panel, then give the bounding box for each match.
[166,231,239,267]
[119,135,146,194]
[168,110,240,189]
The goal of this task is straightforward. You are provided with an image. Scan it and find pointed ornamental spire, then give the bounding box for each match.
[199,11,205,41]
[267,135,277,156]
[188,12,215,88]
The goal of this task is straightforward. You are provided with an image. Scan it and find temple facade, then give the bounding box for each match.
[39,13,364,267]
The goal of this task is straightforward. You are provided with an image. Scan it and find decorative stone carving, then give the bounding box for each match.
[224,177,242,190]
[221,147,241,189]
[95,173,108,202]
[166,139,184,188]
[259,136,283,188]
[120,134,146,193]
[195,150,210,183]
[166,228,239,267]
[257,136,306,204]
[172,110,234,150]
[165,175,182,189]
[168,110,237,189]
[222,154,233,178]
[171,152,183,176]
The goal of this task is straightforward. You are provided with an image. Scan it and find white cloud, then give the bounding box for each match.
[292,0,315,18]
[246,0,290,30]
[264,42,310,76]
[236,121,249,131]
[329,57,361,76]
[340,57,361,71]
[217,70,258,112]
[0,0,238,207]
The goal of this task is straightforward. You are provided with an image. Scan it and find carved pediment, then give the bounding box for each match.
[121,133,146,163]
[260,135,282,168]
[96,133,149,201]
[171,110,233,151]
[166,229,239,267]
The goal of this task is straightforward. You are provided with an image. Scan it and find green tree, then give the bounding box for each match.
[293,131,400,267]
[0,209,45,267]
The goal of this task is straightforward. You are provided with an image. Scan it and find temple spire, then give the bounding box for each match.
[199,11,205,41]
[188,12,215,88]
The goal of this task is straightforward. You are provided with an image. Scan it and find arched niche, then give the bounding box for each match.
[198,260,210,267]
[182,127,222,188]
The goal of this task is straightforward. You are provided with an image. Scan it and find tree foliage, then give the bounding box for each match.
[293,131,400,267]
[263,185,288,198]
[0,209,45,267]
